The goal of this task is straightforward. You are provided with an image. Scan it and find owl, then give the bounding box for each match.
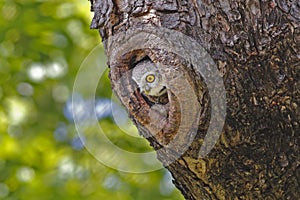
[132,60,167,96]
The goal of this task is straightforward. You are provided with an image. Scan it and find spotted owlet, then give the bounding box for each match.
[132,60,167,96]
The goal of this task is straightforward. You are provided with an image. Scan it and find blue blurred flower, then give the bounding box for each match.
[54,122,68,142]
[71,136,85,150]
[63,93,87,122]
[95,98,112,119]
[63,94,132,150]
[159,171,175,196]
[64,94,117,123]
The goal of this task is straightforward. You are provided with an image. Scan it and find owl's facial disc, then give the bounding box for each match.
[140,72,166,96]
[131,60,167,97]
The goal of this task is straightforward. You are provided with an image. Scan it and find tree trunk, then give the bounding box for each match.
[89,0,300,199]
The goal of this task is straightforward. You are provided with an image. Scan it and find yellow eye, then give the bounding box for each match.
[146,74,155,83]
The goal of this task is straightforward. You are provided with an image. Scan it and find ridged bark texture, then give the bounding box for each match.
[90,0,300,199]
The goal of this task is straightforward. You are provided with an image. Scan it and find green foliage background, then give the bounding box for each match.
[0,1,184,199]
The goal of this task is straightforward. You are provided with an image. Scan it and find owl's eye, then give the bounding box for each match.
[145,74,155,83]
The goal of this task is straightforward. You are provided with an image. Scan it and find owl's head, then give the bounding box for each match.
[132,60,166,96]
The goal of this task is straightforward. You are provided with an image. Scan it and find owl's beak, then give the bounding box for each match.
[144,86,150,94]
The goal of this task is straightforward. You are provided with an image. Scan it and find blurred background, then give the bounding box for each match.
[0,0,184,199]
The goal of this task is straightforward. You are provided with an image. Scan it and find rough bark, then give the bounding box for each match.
[89,0,300,199]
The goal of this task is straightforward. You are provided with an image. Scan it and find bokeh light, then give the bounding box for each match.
[7,125,23,138]
[6,97,29,125]
[17,82,34,97]
[27,63,46,82]
[16,167,35,182]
